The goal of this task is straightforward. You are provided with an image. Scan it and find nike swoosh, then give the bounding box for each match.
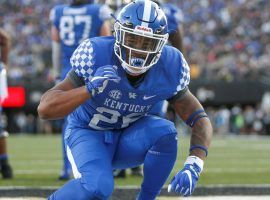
[183,170,192,196]
[143,95,156,100]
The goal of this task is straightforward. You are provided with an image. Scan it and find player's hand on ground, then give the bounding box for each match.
[86,65,120,96]
[168,156,203,197]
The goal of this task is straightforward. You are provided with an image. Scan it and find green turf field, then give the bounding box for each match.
[1,134,270,187]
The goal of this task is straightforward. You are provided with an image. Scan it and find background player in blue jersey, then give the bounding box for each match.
[0,28,13,179]
[39,1,213,199]
[50,0,112,180]
[149,0,185,119]
[157,0,184,52]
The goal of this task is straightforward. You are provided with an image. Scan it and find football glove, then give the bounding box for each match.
[168,156,204,197]
[86,65,120,96]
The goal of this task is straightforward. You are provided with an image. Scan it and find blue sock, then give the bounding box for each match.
[0,154,8,161]
[137,133,177,200]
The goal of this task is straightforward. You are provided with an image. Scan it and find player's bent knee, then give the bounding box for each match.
[82,173,114,199]
[152,133,177,153]
[152,118,177,137]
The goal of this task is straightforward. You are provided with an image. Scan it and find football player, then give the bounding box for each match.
[0,28,13,179]
[39,1,212,199]
[110,0,185,178]
[50,0,112,180]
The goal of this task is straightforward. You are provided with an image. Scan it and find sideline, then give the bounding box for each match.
[1,185,270,199]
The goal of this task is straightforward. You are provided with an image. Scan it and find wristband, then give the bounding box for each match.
[186,109,208,127]
[189,144,208,157]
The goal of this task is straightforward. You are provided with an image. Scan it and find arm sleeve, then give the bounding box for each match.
[67,70,85,87]
[70,39,95,83]
[176,52,190,92]
[49,6,61,30]
[168,87,189,104]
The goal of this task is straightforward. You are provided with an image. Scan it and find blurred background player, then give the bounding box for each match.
[108,0,185,178]
[149,0,185,122]
[0,28,13,179]
[157,0,184,52]
[50,0,112,180]
[150,0,185,139]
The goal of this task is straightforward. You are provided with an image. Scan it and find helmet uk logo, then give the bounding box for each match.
[109,90,122,100]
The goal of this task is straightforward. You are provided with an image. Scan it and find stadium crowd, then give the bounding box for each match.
[175,0,270,81]
[0,0,270,135]
[0,0,269,82]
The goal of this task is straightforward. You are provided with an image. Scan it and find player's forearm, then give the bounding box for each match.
[190,117,213,160]
[173,90,213,160]
[38,86,90,120]
[0,36,11,66]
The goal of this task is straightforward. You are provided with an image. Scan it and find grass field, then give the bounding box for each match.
[1,134,270,187]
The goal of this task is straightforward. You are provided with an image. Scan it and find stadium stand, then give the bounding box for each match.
[1,0,270,82]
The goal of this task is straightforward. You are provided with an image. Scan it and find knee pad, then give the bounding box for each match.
[0,131,8,138]
[81,173,114,200]
[151,133,177,154]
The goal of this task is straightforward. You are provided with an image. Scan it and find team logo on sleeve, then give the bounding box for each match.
[109,90,122,100]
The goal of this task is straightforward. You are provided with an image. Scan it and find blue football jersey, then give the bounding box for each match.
[50,3,111,80]
[162,3,183,33]
[68,36,190,130]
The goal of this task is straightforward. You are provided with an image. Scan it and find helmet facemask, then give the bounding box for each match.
[114,21,168,75]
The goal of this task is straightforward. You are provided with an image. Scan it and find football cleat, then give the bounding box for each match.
[0,161,13,179]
